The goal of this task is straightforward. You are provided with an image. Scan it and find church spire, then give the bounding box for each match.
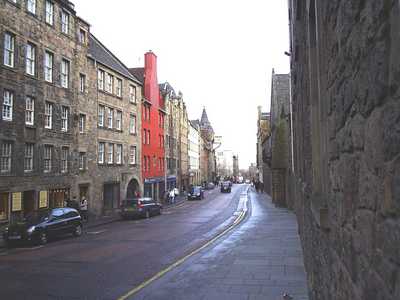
[200,107,210,126]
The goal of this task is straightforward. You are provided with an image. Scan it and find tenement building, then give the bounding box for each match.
[288,1,400,299]
[256,106,271,193]
[188,120,201,186]
[199,108,216,184]
[0,0,80,223]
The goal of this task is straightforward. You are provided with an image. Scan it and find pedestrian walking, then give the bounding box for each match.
[169,189,175,204]
[80,196,88,222]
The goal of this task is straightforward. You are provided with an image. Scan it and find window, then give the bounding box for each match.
[61,59,69,88]
[147,130,150,145]
[98,105,104,127]
[45,1,54,25]
[44,51,53,82]
[27,0,36,14]
[129,146,136,165]
[43,145,52,173]
[106,73,113,93]
[129,85,136,103]
[116,78,122,97]
[4,32,14,67]
[0,142,12,173]
[61,147,68,173]
[61,11,69,34]
[98,143,105,164]
[25,96,34,125]
[116,144,122,165]
[79,114,86,133]
[143,156,147,171]
[2,90,13,121]
[79,152,86,170]
[26,43,36,76]
[61,106,69,132]
[116,110,122,130]
[108,143,113,164]
[107,107,113,129]
[45,102,53,129]
[143,129,147,144]
[24,144,34,172]
[98,69,105,90]
[79,73,86,93]
[129,114,136,134]
[79,29,86,44]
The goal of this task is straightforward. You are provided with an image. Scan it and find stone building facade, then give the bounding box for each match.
[188,120,201,186]
[288,1,400,299]
[75,33,142,217]
[0,0,80,223]
[256,106,271,193]
[176,94,189,192]
[199,108,216,184]
[269,71,291,207]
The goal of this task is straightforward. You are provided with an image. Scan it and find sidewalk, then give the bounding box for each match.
[132,191,309,300]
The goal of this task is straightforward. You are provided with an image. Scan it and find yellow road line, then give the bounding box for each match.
[117,210,247,300]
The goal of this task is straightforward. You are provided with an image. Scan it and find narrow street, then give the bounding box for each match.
[0,185,248,300]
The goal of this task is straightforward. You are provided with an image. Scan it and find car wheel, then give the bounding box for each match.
[145,210,150,219]
[38,232,48,245]
[73,225,82,237]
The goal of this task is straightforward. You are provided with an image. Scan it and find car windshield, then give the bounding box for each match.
[24,211,50,223]
[191,187,201,193]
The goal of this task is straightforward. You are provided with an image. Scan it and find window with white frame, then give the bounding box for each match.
[79,29,86,44]
[79,152,86,170]
[61,59,69,88]
[98,69,105,90]
[108,143,113,164]
[2,90,13,121]
[0,142,12,173]
[61,11,69,34]
[98,143,105,164]
[107,107,113,129]
[24,143,34,172]
[61,147,68,173]
[26,43,36,76]
[4,32,14,68]
[98,105,104,127]
[116,110,122,130]
[79,73,86,93]
[116,144,122,165]
[116,78,122,97]
[129,114,136,134]
[27,0,36,14]
[44,102,53,129]
[44,51,53,82]
[129,146,136,165]
[25,96,34,125]
[45,1,54,25]
[61,106,69,132]
[79,114,86,133]
[129,85,136,103]
[43,145,52,172]
[106,73,113,93]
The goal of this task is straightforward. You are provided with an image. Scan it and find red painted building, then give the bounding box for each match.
[130,51,166,200]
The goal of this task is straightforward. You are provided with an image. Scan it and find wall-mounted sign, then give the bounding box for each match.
[12,192,22,212]
[39,191,48,208]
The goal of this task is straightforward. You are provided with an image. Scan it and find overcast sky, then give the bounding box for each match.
[74,0,290,169]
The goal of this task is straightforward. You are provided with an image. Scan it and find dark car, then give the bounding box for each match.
[120,197,162,219]
[187,186,204,200]
[220,181,232,193]
[3,208,82,246]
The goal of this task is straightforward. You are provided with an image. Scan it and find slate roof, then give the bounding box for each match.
[88,34,141,84]
[190,119,200,129]
[159,82,177,98]
[129,68,145,84]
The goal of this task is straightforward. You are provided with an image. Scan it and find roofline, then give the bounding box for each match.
[77,16,91,26]
[89,33,142,85]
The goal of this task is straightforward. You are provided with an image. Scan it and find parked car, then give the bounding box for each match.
[187,186,204,200]
[3,208,82,246]
[220,181,232,193]
[120,197,162,219]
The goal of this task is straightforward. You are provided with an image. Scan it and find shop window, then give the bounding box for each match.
[0,193,9,221]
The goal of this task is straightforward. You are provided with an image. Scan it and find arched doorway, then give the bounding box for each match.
[126,178,140,198]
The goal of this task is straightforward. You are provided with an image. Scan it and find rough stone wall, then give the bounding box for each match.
[0,0,79,221]
[289,1,400,299]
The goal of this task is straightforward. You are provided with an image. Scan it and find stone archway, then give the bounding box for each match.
[126,178,140,198]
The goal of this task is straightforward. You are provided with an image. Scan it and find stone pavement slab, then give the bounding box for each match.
[131,191,309,300]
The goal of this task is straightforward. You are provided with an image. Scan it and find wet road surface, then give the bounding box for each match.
[0,184,248,300]
[129,190,309,300]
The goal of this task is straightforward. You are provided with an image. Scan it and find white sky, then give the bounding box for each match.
[74,0,290,169]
